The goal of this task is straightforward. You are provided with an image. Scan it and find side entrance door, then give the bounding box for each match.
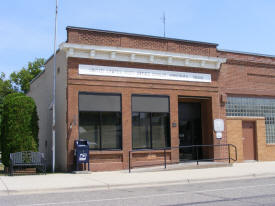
[242,121,256,160]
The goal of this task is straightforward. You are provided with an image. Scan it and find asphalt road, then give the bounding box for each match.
[1,176,275,206]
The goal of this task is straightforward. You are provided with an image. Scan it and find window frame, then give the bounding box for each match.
[78,92,123,150]
[131,94,171,150]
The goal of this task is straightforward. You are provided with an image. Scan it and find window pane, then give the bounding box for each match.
[132,112,151,149]
[101,112,122,149]
[79,112,100,149]
[152,113,170,148]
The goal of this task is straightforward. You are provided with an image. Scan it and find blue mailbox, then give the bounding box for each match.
[74,140,90,171]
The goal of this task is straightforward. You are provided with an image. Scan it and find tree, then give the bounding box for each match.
[0,73,14,96]
[10,58,45,93]
[0,73,14,149]
[1,93,39,167]
[0,58,44,156]
[0,72,14,115]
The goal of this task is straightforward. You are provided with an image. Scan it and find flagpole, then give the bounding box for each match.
[52,0,58,173]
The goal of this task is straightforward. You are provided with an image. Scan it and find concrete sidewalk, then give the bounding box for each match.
[0,161,275,195]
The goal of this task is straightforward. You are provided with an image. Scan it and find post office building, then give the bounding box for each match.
[28,26,275,171]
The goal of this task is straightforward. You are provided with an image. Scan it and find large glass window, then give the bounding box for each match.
[226,96,275,144]
[132,95,170,149]
[132,112,151,149]
[79,93,122,150]
[152,113,170,148]
[101,112,122,149]
[79,112,100,149]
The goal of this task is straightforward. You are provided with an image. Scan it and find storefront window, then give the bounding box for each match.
[132,95,170,149]
[78,93,122,150]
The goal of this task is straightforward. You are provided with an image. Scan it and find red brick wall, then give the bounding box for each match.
[218,51,275,64]
[217,50,275,97]
[67,28,217,57]
[217,59,275,97]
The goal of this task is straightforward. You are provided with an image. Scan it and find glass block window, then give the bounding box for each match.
[226,96,275,144]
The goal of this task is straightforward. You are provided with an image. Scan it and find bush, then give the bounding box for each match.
[1,93,39,166]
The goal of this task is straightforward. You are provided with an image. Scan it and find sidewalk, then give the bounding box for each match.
[0,161,275,195]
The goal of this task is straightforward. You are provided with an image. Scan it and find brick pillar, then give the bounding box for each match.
[67,86,79,171]
[256,119,266,161]
[212,93,227,161]
[170,94,179,163]
[122,92,132,169]
[227,119,243,162]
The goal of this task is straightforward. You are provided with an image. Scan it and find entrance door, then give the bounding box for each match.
[178,102,202,161]
[242,121,256,160]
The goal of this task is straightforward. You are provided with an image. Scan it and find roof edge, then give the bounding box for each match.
[30,49,60,86]
[29,69,45,85]
[44,49,60,65]
[66,26,218,47]
[218,49,275,59]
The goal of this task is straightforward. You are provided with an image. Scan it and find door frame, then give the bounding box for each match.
[178,96,212,161]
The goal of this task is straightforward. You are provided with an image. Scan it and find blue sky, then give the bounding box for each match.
[1,0,275,76]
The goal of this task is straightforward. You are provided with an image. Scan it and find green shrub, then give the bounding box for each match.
[1,93,39,166]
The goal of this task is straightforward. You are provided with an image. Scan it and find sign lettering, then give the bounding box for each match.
[79,64,211,83]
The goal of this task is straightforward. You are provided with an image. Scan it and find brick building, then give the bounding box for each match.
[28,26,275,172]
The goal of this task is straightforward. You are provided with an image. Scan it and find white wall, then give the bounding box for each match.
[28,50,67,171]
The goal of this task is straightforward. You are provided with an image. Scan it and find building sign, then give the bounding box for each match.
[79,64,211,83]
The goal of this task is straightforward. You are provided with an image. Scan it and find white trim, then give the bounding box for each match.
[79,64,212,83]
[60,42,226,70]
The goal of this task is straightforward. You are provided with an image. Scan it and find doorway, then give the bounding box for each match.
[178,101,202,161]
[178,96,213,161]
[242,121,257,160]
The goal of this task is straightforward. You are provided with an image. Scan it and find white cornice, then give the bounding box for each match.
[59,42,226,70]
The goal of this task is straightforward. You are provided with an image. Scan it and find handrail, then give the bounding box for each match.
[228,144,238,162]
[128,144,237,173]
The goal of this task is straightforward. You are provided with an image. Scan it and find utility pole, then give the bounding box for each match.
[162,12,166,37]
[52,0,58,173]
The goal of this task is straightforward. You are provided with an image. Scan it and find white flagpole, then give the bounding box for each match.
[52,0,58,173]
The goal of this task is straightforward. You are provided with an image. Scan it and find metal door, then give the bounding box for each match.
[242,121,256,160]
